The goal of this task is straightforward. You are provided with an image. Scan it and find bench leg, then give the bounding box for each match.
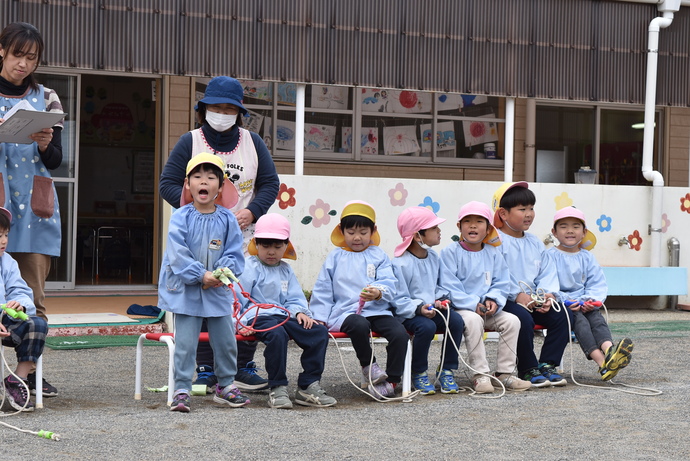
[162,336,176,406]
[402,340,412,397]
[134,334,146,400]
[35,355,43,409]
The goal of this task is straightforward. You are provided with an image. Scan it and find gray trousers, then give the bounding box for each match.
[572,309,613,359]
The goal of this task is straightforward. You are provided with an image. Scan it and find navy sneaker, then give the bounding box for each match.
[27,372,58,397]
[521,367,551,388]
[538,362,567,387]
[234,361,268,391]
[193,365,218,393]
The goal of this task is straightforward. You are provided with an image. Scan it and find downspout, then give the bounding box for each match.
[524,99,536,182]
[294,84,306,175]
[642,4,677,267]
[504,97,515,182]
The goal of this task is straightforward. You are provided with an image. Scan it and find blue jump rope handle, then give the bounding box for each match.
[564,300,580,308]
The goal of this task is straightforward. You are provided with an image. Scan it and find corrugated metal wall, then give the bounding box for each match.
[2,0,689,106]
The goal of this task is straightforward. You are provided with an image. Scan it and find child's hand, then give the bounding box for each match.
[435,300,450,310]
[484,299,498,316]
[476,303,488,315]
[533,294,554,314]
[4,300,23,312]
[296,312,315,329]
[360,286,381,302]
[565,300,581,312]
[238,326,255,336]
[420,304,436,319]
[202,271,224,289]
[515,292,533,309]
[0,323,9,338]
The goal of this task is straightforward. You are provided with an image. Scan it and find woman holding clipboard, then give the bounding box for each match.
[0,22,64,398]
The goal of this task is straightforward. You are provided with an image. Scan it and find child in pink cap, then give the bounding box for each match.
[544,207,633,380]
[390,207,465,395]
[438,201,531,393]
[237,213,336,408]
[310,200,408,399]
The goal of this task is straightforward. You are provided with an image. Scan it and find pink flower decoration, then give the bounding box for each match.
[661,213,670,233]
[388,183,408,206]
[680,193,690,214]
[309,199,331,228]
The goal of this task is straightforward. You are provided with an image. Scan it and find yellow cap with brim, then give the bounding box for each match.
[331,200,381,249]
[491,181,529,229]
[180,153,239,209]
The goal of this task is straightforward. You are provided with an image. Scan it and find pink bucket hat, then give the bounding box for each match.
[457,201,501,247]
[247,213,297,260]
[552,206,597,250]
[0,207,11,223]
[394,207,446,257]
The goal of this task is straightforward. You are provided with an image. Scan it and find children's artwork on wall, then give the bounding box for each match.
[436,93,489,112]
[265,117,296,150]
[383,126,420,155]
[305,123,336,152]
[242,81,273,102]
[278,83,296,105]
[311,86,348,109]
[341,127,379,155]
[361,89,432,113]
[243,110,264,133]
[461,94,488,108]
[421,121,456,154]
[462,114,499,147]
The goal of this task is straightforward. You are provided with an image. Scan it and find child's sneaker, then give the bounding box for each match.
[412,372,436,395]
[495,373,531,392]
[214,384,250,407]
[294,381,337,407]
[599,364,619,381]
[367,381,396,399]
[234,361,269,391]
[3,376,34,412]
[436,369,460,394]
[521,367,551,388]
[192,364,218,394]
[604,338,634,372]
[361,362,388,388]
[170,390,190,412]
[27,372,58,397]
[472,375,494,394]
[268,385,293,409]
[538,362,567,386]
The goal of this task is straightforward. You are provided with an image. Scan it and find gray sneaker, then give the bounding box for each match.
[361,363,388,388]
[294,381,337,407]
[268,385,293,409]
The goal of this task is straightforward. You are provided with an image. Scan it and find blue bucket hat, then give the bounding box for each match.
[197,76,248,115]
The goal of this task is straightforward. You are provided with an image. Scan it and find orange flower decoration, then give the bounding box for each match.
[680,193,690,214]
[276,183,296,209]
[628,230,643,251]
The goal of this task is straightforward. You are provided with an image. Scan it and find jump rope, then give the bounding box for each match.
[0,305,60,441]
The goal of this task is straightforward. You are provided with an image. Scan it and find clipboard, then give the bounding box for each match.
[0,109,67,144]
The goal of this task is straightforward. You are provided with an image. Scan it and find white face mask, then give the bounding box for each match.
[206,111,237,132]
[417,232,431,251]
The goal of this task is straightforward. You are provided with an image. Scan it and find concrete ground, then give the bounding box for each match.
[2,308,689,460]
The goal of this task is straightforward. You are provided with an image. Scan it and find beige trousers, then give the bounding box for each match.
[457,309,521,376]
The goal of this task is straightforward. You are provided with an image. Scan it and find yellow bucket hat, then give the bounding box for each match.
[491,181,529,229]
[180,153,239,209]
[330,200,381,249]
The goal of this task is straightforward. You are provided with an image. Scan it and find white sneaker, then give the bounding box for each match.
[473,375,494,394]
[495,373,531,392]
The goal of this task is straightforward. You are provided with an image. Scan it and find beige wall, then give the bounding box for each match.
[667,107,690,187]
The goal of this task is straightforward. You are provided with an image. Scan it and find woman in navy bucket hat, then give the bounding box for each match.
[160,75,279,392]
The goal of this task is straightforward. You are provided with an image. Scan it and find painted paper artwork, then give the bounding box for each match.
[265,117,296,150]
[242,81,273,102]
[341,127,379,155]
[462,114,498,147]
[361,89,431,113]
[243,110,264,133]
[383,126,420,155]
[436,93,489,111]
[305,123,336,152]
[421,121,456,154]
[311,86,348,109]
[277,83,296,105]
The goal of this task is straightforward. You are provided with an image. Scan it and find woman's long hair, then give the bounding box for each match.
[0,22,44,91]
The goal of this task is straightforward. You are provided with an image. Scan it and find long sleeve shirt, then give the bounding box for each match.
[497,231,559,301]
[390,249,448,320]
[544,247,607,306]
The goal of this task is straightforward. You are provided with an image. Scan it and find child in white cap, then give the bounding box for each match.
[390,206,465,395]
[438,201,531,393]
[158,153,248,412]
[237,213,336,409]
[310,200,408,399]
[544,206,633,380]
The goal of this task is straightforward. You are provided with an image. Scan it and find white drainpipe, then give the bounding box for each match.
[504,97,515,182]
[642,4,677,267]
[294,84,306,175]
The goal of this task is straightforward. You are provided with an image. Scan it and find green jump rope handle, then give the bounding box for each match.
[0,303,29,321]
[212,267,239,286]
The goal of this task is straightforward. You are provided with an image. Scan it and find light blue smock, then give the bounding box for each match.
[158,204,244,317]
[237,255,310,323]
[309,245,397,331]
[391,249,448,320]
[544,247,607,306]
[496,230,559,301]
[438,241,510,312]
[0,85,61,256]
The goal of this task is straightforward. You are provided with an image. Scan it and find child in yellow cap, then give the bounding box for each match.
[310,201,408,399]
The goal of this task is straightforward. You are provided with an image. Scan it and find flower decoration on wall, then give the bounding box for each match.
[661,213,670,233]
[554,192,573,211]
[680,193,690,214]
[419,196,440,213]
[628,230,643,251]
[388,183,408,206]
[302,199,336,227]
[276,183,296,209]
[596,214,612,233]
